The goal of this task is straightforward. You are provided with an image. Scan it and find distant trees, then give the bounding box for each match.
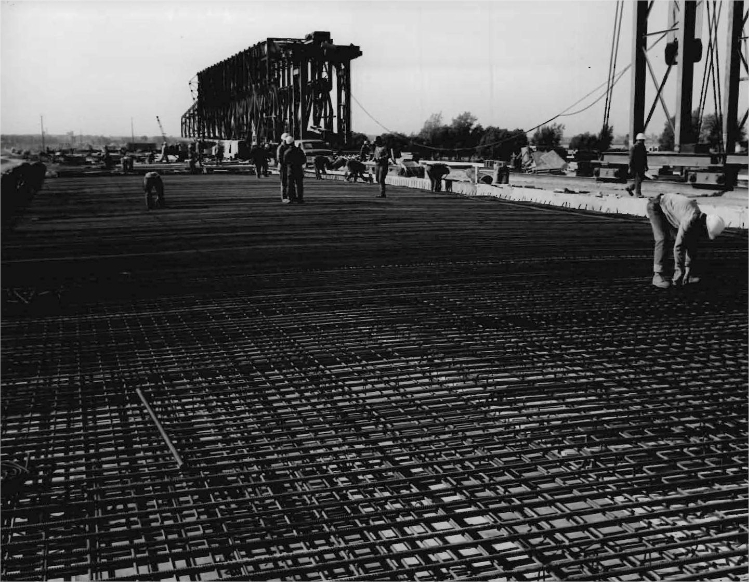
[348,132,370,151]
[598,124,614,151]
[658,111,699,151]
[477,127,528,161]
[568,124,613,152]
[531,123,565,150]
[568,132,599,151]
[659,111,747,151]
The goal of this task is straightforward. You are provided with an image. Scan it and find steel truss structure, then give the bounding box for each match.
[630,0,747,154]
[181,31,362,145]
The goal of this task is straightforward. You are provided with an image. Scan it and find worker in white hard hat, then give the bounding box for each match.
[626,133,648,197]
[646,192,726,288]
[276,133,291,202]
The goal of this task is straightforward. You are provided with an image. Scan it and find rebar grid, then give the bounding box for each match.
[2,176,747,581]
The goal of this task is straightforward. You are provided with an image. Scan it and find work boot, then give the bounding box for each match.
[652,273,670,289]
[674,275,701,285]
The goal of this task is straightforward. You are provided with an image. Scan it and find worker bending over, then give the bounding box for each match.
[426,163,450,192]
[345,159,372,183]
[314,155,330,180]
[144,171,165,210]
[646,192,725,288]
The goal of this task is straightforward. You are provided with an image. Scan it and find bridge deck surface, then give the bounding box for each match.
[2,174,747,581]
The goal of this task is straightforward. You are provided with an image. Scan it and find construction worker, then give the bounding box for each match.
[646,192,726,288]
[261,142,271,176]
[143,171,165,210]
[330,155,347,171]
[626,133,648,197]
[426,163,451,192]
[276,133,291,202]
[359,140,371,161]
[250,144,266,179]
[284,136,306,204]
[372,136,392,198]
[159,142,169,163]
[344,158,371,183]
[313,155,329,179]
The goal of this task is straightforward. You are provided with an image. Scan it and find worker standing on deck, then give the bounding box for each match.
[626,133,648,198]
[159,142,169,164]
[143,171,165,210]
[276,133,291,202]
[372,136,392,198]
[646,192,726,288]
[359,140,371,162]
[261,142,271,177]
[250,143,266,179]
[284,136,306,204]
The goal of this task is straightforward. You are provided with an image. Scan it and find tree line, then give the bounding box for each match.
[347,112,619,162]
[348,109,746,161]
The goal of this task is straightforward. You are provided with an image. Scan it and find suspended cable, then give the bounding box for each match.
[603,1,621,131]
[350,28,670,155]
[604,2,625,134]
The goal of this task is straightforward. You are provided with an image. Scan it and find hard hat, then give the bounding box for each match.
[281,133,289,140]
[635,133,646,141]
[705,214,726,239]
[285,135,294,145]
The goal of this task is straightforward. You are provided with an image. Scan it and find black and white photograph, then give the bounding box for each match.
[1,0,747,580]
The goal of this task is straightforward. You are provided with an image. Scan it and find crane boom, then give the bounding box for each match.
[156,116,167,143]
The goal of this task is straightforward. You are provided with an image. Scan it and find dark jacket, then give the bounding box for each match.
[629,142,648,172]
[284,146,307,169]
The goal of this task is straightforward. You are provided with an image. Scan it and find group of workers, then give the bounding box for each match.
[139,131,729,290]
[276,134,394,200]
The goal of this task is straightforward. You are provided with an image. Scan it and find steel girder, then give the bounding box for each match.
[181,31,361,144]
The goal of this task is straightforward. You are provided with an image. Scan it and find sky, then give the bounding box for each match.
[1,0,740,142]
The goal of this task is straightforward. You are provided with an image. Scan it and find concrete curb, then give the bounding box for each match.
[311,170,747,229]
[472,183,748,230]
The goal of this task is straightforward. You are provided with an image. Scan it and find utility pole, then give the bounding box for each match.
[40,115,45,151]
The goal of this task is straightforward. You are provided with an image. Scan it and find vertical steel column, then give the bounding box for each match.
[630,1,649,144]
[674,0,698,152]
[723,0,744,154]
[336,63,344,138]
[343,60,352,145]
[299,54,309,139]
